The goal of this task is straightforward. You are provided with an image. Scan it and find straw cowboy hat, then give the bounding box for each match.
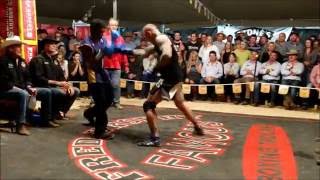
[1,36,24,49]
[286,49,299,56]
[216,31,226,39]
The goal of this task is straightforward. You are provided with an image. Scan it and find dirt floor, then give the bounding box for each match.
[1,103,319,180]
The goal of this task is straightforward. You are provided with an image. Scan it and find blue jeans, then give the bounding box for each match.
[254,80,279,104]
[0,87,29,124]
[49,87,80,116]
[36,88,52,122]
[106,69,121,104]
[281,79,300,103]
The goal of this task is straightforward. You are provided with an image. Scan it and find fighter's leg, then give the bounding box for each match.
[143,90,163,137]
[137,90,163,147]
[173,89,204,135]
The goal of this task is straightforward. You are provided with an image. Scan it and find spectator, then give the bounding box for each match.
[213,32,226,54]
[186,51,202,84]
[0,36,32,135]
[310,55,320,89]
[259,33,269,54]
[68,38,80,52]
[57,53,68,80]
[1,36,56,131]
[200,51,223,100]
[234,36,242,50]
[29,37,80,121]
[199,35,220,65]
[57,26,70,48]
[58,44,67,56]
[124,31,137,50]
[103,18,129,109]
[260,42,281,63]
[37,29,48,53]
[253,51,281,107]
[247,34,261,52]
[185,51,202,99]
[308,55,320,107]
[68,41,81,60]
[226,35,233,45]
[67,27,74,38]
[234,41,251,67]
[303,39,318,66]
[54,31,65,48]
[140,53,157,98]
[68,51,86,81]
[200,33,207,45]
[221,42,234,64]
[185,32,202,61]
[234,51,261,105]
[172,31,185,60]
[285,32,304,60]
[281,49,304,110]
[275,33,287,57]
[236,31,246,41]
[302,39,318,86]
[132,31,142,47]
[224,53,240,102]
[126,55,142,98]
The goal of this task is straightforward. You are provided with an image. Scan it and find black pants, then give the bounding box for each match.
[89,83,114,136]
[224,75,237,98]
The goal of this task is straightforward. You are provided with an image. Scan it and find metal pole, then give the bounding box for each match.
[113,0,117,19]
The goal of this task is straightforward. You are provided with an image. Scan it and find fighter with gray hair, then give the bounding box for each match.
[135,24,204,147]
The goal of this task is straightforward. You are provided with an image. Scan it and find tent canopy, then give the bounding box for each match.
[36,0,320,28]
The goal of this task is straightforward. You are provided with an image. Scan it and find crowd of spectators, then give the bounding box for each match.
[33,27,320,110]
[118,30,320,110]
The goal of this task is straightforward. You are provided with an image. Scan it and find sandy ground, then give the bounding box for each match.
[72,97,320,120]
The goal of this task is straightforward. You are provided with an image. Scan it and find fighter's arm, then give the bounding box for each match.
[132,44,155,56]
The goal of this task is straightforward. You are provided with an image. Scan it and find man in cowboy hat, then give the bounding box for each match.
[29,36,80,123]
[0,36,32,135]
[280,49,304,110]
[213,32,226,54]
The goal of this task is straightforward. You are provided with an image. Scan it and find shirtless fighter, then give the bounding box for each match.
[135,24,204,147]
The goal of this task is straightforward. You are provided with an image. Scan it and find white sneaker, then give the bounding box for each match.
[114,103,123,109]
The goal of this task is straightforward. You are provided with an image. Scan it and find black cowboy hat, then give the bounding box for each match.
[42,36,59,45]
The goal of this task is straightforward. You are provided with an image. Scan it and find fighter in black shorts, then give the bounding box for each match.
[135,24,204,147]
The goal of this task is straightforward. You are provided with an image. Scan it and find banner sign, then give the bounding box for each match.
[217,26,293,42]
[23,44,37,63]
[20,0,37,40]
[18,0,37,63]
[73,20,90,41]
[0,0,19,38]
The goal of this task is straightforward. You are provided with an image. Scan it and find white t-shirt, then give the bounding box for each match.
[198,44,220,65]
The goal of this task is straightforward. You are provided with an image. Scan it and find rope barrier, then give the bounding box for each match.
[69,79,320,98]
